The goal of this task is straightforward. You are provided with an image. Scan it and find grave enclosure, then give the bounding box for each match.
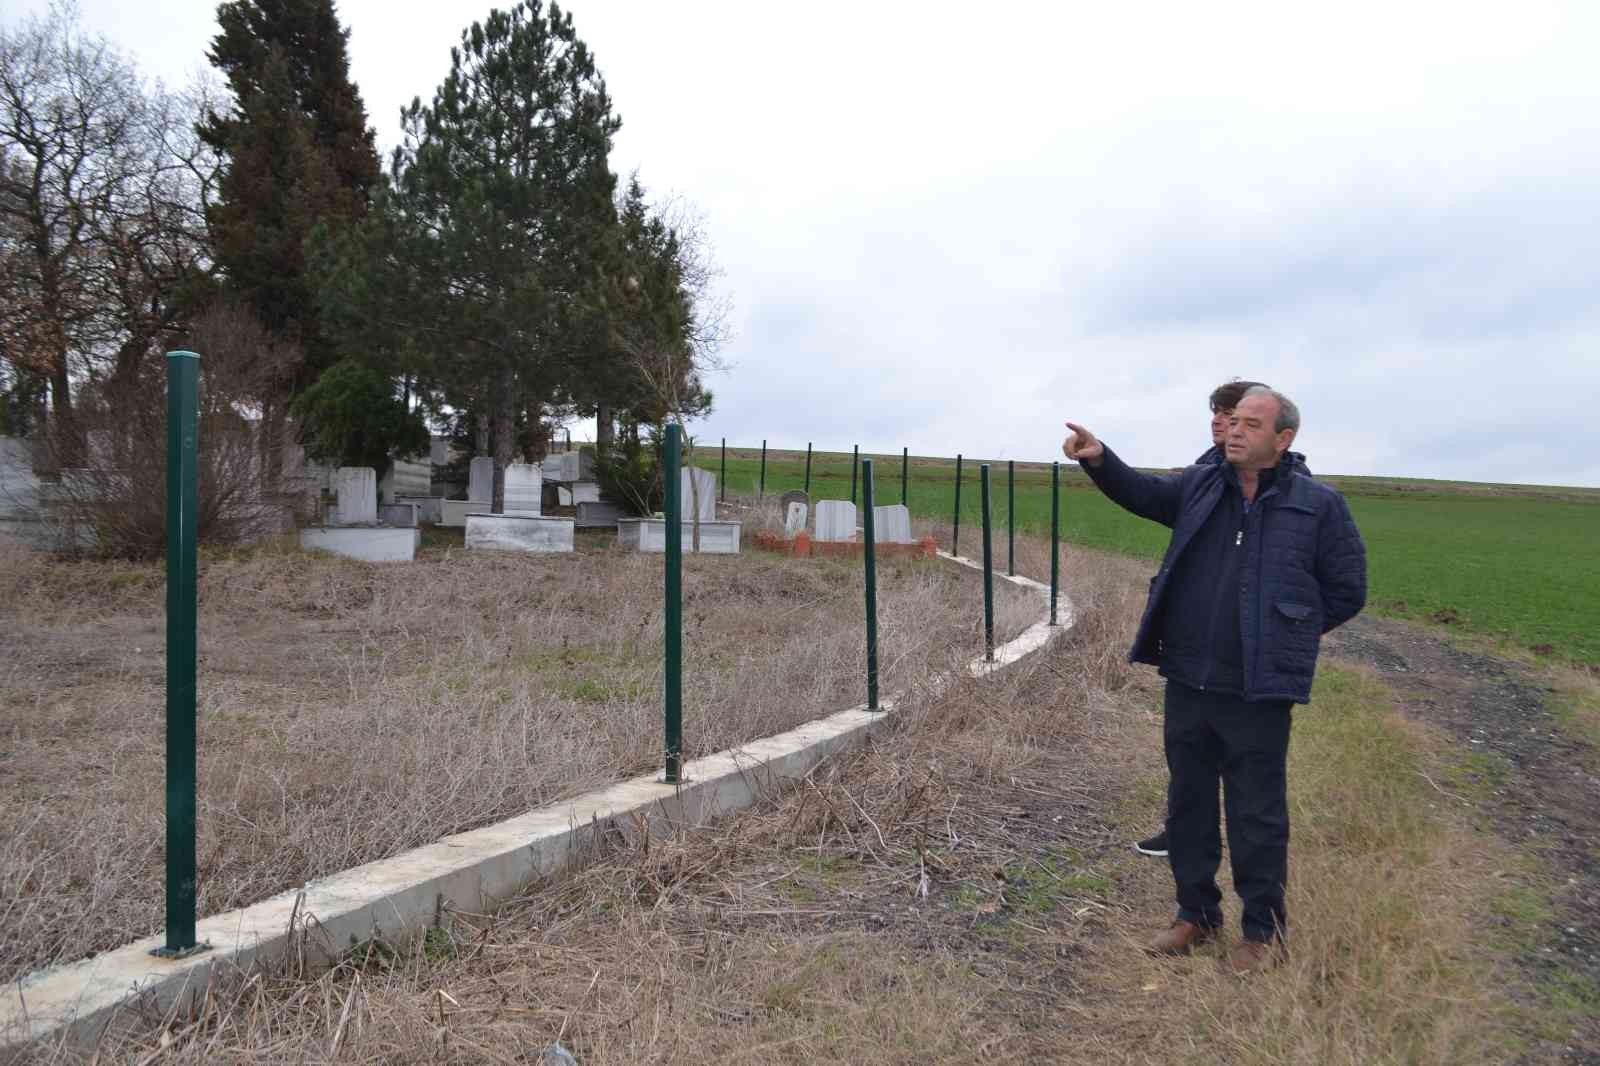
[299,464,422,562]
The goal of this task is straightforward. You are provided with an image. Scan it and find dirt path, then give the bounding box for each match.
[1324,614,1600,1060]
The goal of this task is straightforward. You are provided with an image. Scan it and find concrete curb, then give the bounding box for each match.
[3,553,1073,1052]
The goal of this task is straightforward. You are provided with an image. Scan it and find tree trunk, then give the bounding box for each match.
[491,373,515,514]
[48,361,79,469]
[109,336,146,401]
[259,393,287,493]
[523,399,549,463]
[475,406,491,455]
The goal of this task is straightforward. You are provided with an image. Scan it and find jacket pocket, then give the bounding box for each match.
[1270,600,1321,674]
[1275,601,1313,622]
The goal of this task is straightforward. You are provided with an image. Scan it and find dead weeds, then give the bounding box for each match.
[0,528,1034,987]
[8,529,1549,1065]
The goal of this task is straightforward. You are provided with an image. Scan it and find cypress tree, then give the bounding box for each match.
[201,0,380,391]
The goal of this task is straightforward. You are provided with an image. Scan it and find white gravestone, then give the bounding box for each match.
[873,504,915,544]
[784,501,808,537]
[544,451,594,482]
[468,456,495,504]
[334,467,377,525]
[394,495,443,524]
[381,458,431,503]
[503,463,543,516]
[379,502,418,528]
[814,500,857,542]
[440,499,478,527]
[680,468,717,522]
[571,480,601,504]
[575,500,625,529]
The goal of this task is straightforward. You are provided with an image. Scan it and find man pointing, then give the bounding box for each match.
[1064,387,1366,973]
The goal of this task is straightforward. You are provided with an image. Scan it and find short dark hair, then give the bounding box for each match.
[1241,385,1301,433]
[1209,378,1268,413]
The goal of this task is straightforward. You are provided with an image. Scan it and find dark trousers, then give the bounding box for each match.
[1164,681,1293,942]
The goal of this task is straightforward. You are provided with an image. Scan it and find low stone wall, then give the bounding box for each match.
[0,437,43,546]
[299,526,418,562]
[464,514,574,553]
[618,519,741,554]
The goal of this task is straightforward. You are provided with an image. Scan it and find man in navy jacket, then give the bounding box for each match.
[1135,378,1268,859]
[1064,387,1366,973]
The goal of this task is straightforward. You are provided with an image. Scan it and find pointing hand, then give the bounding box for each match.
[1062,422,1104,465]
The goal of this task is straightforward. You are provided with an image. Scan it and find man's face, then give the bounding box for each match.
[1225,394,1295,470]
[1210,405,1233,446]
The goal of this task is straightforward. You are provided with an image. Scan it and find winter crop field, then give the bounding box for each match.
[700,447,1600,666]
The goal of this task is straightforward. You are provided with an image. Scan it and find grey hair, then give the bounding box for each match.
[1241,385,1300,433]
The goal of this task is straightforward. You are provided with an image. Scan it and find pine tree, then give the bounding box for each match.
[340,0,621,510]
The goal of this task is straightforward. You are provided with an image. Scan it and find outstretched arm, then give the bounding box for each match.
[1063,422,1183,529]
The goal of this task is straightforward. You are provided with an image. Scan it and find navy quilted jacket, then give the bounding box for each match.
[1083,445,1366,704]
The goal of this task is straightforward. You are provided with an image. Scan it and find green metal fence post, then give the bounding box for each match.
[900,447,908,505]
[1050,461,1061,626]
[719,437,726,503]
[759,439,767,498]
[663,424,684,784]
[850,444,859,504]
[953,454,963,556]
[156,350,206,959]
[862,459,880,710]
[804,442,813,495]
[981,464,995,661]
[1007,459,1015,576]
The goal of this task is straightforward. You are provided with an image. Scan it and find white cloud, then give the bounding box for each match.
[11,0,1598,484]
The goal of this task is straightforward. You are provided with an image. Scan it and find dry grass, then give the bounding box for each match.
[8,528,1546,1065]
[7,542,1151,1063]
[0,522,1035,988]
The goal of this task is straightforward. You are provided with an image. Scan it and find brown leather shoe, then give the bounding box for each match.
[1227,938,1285,976]
[1145,920,1218,957]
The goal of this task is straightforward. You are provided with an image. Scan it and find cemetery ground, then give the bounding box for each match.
[0,525,1041,990]
[9,525,1597,1063]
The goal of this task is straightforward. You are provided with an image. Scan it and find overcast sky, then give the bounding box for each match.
[13,0,1600,485]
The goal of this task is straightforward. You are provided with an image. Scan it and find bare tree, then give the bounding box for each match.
[653,192,732,374]
[98,77,221,401]
[0,4,218,470]
[0,3,150,459]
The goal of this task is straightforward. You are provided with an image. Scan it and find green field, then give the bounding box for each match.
[695,446,1600,666]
